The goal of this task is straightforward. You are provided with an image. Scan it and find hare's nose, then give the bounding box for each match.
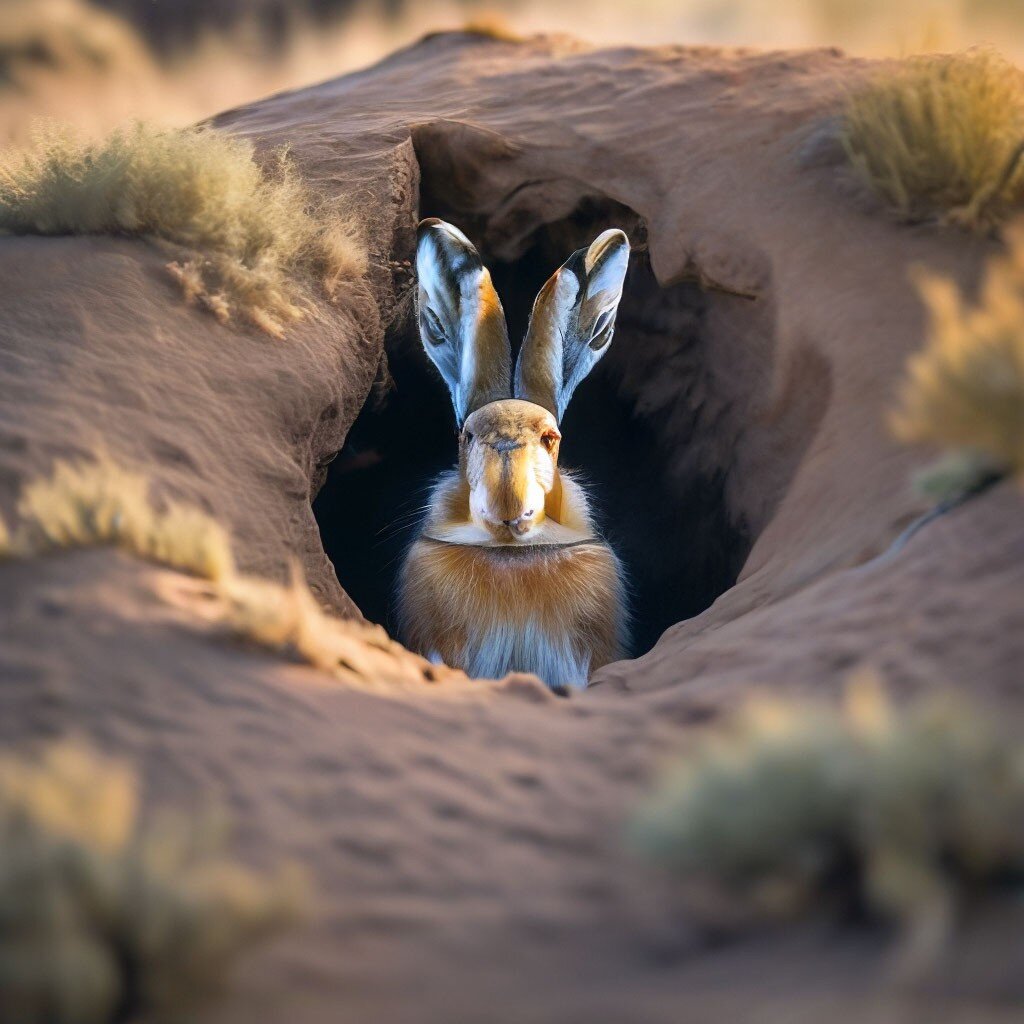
[503,509,535,527]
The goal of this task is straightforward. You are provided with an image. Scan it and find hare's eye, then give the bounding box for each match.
[463,430,474,444]
[540,432,559,452]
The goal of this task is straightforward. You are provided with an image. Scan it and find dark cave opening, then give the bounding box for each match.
[313,192,758,661]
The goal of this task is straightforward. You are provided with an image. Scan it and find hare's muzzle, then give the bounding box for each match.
[472,440,548,539]
[483,447,543,537]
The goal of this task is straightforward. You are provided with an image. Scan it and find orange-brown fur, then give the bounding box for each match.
[398,530,623,678]
[515,271,564,415]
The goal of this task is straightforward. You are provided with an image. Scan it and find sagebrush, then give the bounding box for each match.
[892,222,1024,494]
[631,677,1024,966]
[0,742,300,1024]
[843,50,1024,230]
[0,122,366,336]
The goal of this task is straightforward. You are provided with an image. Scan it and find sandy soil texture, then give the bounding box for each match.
[1,31,1022,1023]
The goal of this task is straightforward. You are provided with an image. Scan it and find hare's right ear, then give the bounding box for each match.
[514,229,630,422]
[415,218,511,426]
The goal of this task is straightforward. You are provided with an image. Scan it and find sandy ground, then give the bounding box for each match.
[0,31,1022,1023]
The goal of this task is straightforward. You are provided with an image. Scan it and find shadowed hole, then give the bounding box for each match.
[313,157,826,662]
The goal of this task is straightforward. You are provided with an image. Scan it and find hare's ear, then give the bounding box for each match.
[415,218,511,426]
[514,228,630,421]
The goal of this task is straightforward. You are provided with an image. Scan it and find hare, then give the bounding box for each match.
[396,218,630,689]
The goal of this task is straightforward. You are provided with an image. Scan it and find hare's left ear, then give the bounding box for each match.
[514,228,630,421]
[415,218,511,426]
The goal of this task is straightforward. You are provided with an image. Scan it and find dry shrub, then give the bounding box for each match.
[219,567,399,677]
[843,50,1024,230]
[0,0,153,90]
[0,122,366,337]
[12,453,234,582]
[0,742,301,1024]
[461,14,524,42]
[631,677,1024,969]
[907,448,1005,502]
[5,453,422,684]
[892,222,1024,495]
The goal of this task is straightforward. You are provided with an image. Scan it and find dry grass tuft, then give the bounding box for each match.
[0,741,301,1024]
[843,50,1024,230]
[220,566,396,676]
[631,676,1024,969]
[0,122,366,337]
[892,222,1024,493]
[4,453,428,686]
[13,452,234,581]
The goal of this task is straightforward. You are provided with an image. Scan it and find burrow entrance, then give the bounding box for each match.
[314,143,824,661]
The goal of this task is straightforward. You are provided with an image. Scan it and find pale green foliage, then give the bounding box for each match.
[0,122,366,336]
[0,743,301,1024]
[13,453,235,581]
[910,450,1004,502]
[632,678,1024,952]
[843,50,1024,230]
[893,223,1024,484]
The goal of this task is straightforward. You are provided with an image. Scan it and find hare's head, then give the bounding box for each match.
[415,218,630,541]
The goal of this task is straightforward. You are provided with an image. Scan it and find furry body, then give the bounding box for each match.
[398,470,626,688]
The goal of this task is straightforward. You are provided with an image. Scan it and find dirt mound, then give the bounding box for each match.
[1,31,1022,1023]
